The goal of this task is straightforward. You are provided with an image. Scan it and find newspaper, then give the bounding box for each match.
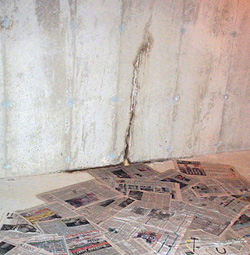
[99,217,141,243]
[112,178,182,202]
[27,235,69,255]
[65,232,121,255]
[191,179,228,197]
[100,218,188,255]
[174,160,240,179]
[140,192,171,210]
[37,179,120,211]
[87,164,159,187]
[217,177,250,195]
[109,200,193,235]
[233,193,250,202]
[132,225,185,255]
[110,200,171,228]
[17,202,77,225]
[189,214,231,236]
[0,237,52,255]
[170,201,232,236]
[0,212,39,234]
[178,229,250,255]
[3,160,250,254]
[114,239,155,255]
[113,178,179,196]
[231,208,250,242]
[116,191,171,210]
[150,168,199,191]
[36,216,101,237]
[182,189,250,218]
[77,196,135,224]
[0,230,39,240]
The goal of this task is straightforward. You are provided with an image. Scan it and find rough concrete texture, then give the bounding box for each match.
[123,0,250,162]
[0,0,124,178]
[1,0,250,177]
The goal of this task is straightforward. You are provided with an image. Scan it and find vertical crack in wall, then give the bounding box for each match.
[123,18,153,165]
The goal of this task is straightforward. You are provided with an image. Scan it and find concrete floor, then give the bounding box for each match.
[1,150,250,219]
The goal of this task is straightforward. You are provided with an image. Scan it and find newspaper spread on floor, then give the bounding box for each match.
[0,236,52,254]
[36,179,120,211]
[0,212,39,234]
[1,160,250,254]
[27,235,69,255]
[87,164,159,186]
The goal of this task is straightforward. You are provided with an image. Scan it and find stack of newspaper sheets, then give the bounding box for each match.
[1,161,250,254]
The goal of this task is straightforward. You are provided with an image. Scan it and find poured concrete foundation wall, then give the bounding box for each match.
[1,0,250,178]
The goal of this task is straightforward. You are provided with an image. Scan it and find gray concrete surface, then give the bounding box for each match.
[0,0,125,178]
[122,0,250,162]
[1,0,250,177]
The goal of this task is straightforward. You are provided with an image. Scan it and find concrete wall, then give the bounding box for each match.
[1,0,250,178]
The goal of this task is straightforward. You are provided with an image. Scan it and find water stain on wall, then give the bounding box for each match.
[35,0,70,167]
[212,1,232,36]
[35,0,60,33]
[183,0,200,25]
[123,18,154,163]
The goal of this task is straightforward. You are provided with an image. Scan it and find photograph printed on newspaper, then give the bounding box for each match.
[150,168,199,191]
[231,208,250,242]
[87,164,159,187]
[17,202,77,225]
[0,212,39,234]
[37,179,120,211]
[0,236,52,255]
